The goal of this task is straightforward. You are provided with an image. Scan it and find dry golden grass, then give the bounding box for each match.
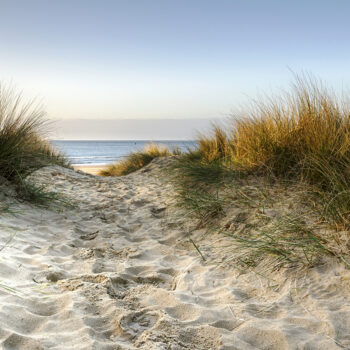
[196,76,350,174]
[182,75,350,228]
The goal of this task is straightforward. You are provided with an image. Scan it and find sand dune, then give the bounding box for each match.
[0,159,349,349]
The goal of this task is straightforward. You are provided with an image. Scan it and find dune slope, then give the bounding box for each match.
[0,159,349,349]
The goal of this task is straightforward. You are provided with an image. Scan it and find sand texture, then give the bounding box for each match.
[0,158,350,349]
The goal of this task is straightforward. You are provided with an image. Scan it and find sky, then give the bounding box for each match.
[0,0,350,137]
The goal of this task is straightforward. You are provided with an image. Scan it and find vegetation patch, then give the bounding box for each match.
[168,74,350,270]
[99,143,180,176]
[0,85,69,203]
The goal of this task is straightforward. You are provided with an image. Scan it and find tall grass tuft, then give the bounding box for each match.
[0,85,68,199]
[171,74,350,229]
[229,76,350,178]
[194,75,350,176]
[99,143,180,176]
[196,126,233,162]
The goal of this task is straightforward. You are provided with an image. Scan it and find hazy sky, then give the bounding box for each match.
[1,0,350,122]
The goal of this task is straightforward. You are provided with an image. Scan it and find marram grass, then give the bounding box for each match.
[174,75,350,228]
[168,75,350,269]
[0,85,68,202]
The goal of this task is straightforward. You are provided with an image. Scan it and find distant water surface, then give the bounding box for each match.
[51,140,196,166]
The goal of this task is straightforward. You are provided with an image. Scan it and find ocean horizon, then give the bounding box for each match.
[51,140,196,166]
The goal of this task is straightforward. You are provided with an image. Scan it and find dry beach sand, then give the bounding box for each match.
[0,158,350,349]
[73,165,108,176]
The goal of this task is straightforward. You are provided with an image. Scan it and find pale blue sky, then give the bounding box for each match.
[0,0,349,121]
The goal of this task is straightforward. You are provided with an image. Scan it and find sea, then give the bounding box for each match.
[51,140,196,166]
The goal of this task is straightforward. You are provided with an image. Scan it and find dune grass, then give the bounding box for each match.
[174,75,350,226]
[0,85,68,203]
[168,75,350,269]
[192,76,350,175]
[225,212,328,270]
[99,143,180,176]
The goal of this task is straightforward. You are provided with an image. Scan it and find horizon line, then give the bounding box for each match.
[50,139,197,141]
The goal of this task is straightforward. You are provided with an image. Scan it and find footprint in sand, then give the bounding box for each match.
[119,311,159,339]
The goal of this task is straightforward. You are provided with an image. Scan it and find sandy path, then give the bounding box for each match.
[0,159,349,349]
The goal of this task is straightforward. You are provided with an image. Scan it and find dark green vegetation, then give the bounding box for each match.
[0,85,69,205]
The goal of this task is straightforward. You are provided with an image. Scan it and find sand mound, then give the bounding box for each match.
[0,160,349,349]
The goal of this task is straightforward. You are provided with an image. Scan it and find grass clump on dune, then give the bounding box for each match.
[169,74,350,269]
[176,75,350,226]
[188,75,350,174]
[99,143,180,176]
[0,85,68,203]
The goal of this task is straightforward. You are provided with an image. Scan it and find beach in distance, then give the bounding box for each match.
[73,164,107,175]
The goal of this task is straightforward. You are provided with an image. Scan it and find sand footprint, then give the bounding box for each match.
[2,333,44,350]
[119,310,159,339]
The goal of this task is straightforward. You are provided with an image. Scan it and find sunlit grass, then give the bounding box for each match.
[179,75,350,227]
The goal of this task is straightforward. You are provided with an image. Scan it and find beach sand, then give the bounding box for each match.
[0,158,349,349]
[73,165,108,175]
